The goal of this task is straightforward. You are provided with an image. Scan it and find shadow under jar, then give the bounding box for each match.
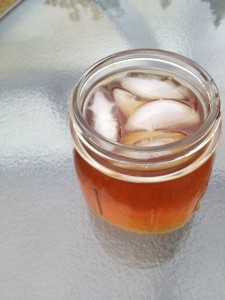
[69,49,221,233]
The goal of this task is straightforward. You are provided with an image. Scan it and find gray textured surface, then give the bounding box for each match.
[0,0,225,299]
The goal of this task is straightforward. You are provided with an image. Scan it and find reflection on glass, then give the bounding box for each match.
[159,0,225,27]
[93,0,124,17]
[44,0,101,21]
[202,0,225,26]
[160,0,172,9]
[89,210,193,269]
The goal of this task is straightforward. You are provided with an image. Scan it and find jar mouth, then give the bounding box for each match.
[70,49,220,160]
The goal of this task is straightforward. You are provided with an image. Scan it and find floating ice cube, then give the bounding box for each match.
[122,130,186,146]
[125,99,200,132]
[89,90,119,141]
[113,88,143,117]
[120,74,193,100]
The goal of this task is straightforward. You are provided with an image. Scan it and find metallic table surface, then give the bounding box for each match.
[0,1,225,299]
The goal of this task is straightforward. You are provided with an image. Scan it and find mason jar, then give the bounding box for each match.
[69,49,221,233]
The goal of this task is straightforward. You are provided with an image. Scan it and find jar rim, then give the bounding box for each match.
[70,49,220,157]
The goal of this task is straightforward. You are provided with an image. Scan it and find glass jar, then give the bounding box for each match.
[69,49,221,233]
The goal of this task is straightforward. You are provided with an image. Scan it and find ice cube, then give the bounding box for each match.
[89,90,119,141]
[113,88,143,117]
[122,130,186,146]
[120,74,193,100]
[125,99,200,132]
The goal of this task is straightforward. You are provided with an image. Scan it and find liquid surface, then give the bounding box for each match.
[86,72,204,147]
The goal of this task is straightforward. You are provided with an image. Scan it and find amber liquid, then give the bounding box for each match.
[74,151,214,233]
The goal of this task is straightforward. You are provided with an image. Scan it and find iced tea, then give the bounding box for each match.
[70,50,221,233]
